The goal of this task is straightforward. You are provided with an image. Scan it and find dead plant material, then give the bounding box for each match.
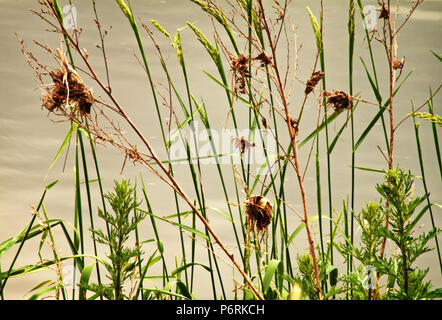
[261,116,268,130]
[245,195,273,234]
[393,57,405,70]
[43,49,94,115]
[379,3,389,20]
[253,52,272,67]
[288,116,299,136]
[234,136,255,155]
[231,54,251,94]
[305,70,325,95]
[324,90,353,113]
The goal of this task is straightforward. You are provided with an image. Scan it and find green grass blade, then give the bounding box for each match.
[79,262,96,300]
[427,87,442,180]
[262,259,281,294]
[430,50,442,63]
[45,122,78,178]
[354,71,413,151]
[138,208,209,242]
[299,112,339,149]
[171,263,212,277]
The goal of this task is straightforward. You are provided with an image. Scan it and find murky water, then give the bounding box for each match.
[1,0,441,299]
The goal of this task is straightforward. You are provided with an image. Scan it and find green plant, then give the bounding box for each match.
[83,180,146,300]
[1,0,441,301]
[339,169,441,300]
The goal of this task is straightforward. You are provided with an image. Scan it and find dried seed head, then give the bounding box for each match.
[43,67,94,115]
[245,195,273,234]
[231,54,250,77]
[253,52,272,67]
[324,90,353,113]
[231,54,251,95]
[379,4,389,19]
[41,49,94,115]
[305,70,325,95]
[393,57,405,70]
[234,136,255,155]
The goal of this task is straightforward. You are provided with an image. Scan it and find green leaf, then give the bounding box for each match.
[208,207,233,222]
[287,216,321,246]
[176,280,194,300]
[360,58,382,103]
[328,101,359,154]
[28,285,57,300]
[262,259,281,293]
[79,262,96,300]
[138,208,210,241]
[405,202,431,236]
[326,265,338,287]
[45,122,78,179]
[299,113,339,149]
[25,280,53,297]
[354,166,386,174]
[0,218,33,259]
[354,71,413,151]
[45,180,59,190]
[430,50,442,63]
[171,263,212,277]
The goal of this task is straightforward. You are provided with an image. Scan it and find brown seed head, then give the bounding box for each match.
[43,67,94,115]
[245,195,273,234]
[324,90,353,113]
[393,57,405,70]
[305,70,325,95]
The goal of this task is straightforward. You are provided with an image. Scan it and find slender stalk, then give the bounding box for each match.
[411,107,442,274]
[317,1,334,269]
[257,0,322,299]
[78,131,102,296]
[348,0,356,296]
[427,87,442,181]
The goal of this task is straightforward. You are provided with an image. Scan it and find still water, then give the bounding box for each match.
[0,0,441,299]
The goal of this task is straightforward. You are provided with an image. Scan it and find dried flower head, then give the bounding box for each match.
[43,49,94,115]
[253,52,272,67]
[245,195,273,234]
[305,70,325,95]
[393,57,405,70]
[231,53,251,94]
[379,3,389,19]
[324,90,353,113]
[234,136,255,155]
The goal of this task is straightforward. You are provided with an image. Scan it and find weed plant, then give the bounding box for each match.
[0,0,441,300]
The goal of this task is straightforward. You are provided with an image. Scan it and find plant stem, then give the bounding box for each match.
[257,0,322,299]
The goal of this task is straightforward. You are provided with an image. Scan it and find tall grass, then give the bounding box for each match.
[0,0,441,300]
